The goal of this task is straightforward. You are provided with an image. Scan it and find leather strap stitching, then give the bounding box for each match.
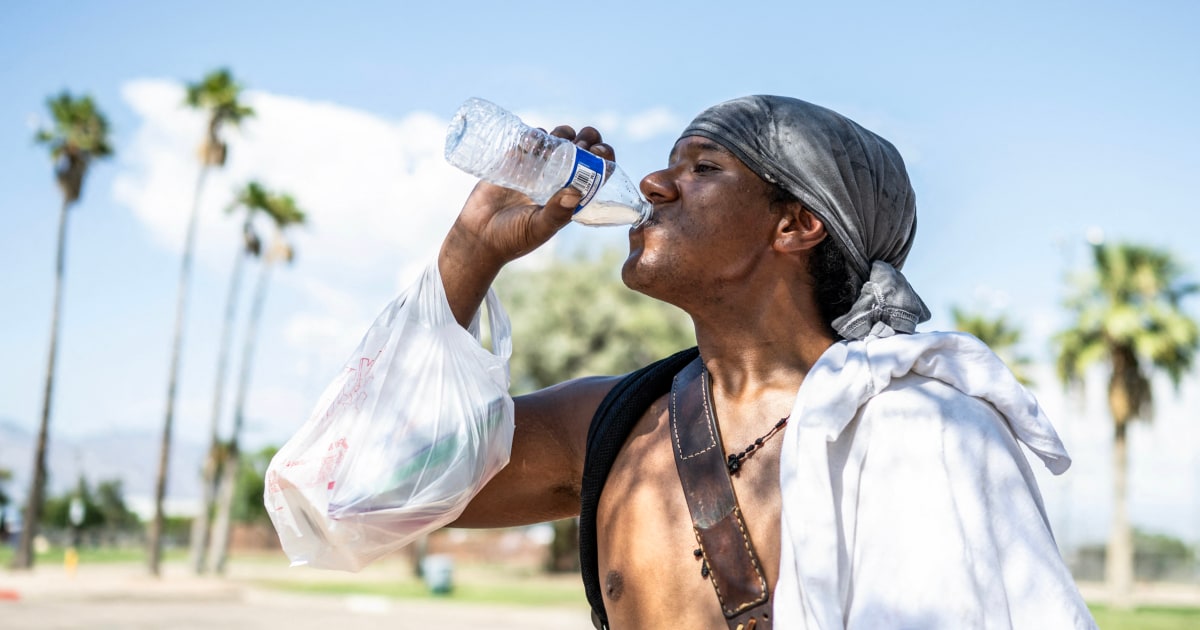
[671,361,718,459]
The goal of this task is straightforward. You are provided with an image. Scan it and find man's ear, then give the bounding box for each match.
[774,204,826,254]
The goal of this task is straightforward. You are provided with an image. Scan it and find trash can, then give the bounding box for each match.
[421,554,454,595]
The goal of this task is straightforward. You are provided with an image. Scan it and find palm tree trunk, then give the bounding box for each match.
[189,247,248,574]
[1107,419,1134,609]
[546,518,581,573]
[11,198,71,570]
[148,166,208,576]
[208,256,274,574]
[408,534,429,578]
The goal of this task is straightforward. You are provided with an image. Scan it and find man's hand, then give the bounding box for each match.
[439,125,615,326]
[452,125,616,265]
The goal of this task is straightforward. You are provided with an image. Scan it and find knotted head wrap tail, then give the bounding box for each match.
[681,96,931,339]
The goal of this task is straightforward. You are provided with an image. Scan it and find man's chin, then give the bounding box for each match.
[621,259,669,302]
[619,254,642,292]
[620,253,652,292]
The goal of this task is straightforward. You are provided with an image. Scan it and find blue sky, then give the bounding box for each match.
[1,2,1198,545]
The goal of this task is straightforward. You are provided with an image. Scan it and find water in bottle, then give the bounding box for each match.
[444,98,653,227]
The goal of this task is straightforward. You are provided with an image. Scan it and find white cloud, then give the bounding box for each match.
[623,107,682,142]
[113,79,479,380]
[967,283,1012,312]
[115,79,475,277]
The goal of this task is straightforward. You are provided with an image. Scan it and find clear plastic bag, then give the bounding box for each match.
[265,259,514,571]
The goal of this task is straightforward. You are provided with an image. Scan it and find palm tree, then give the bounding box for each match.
[188,182,267,574]
[951,307,1034,385]
[1055,240,1198,608]
[149,69,253,576]
[207,185,306,574]
[1,468,13,541]
[11,93,112,570]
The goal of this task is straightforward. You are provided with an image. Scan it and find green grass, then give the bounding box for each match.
[263,572,1200,623]
[1089,604,1200,630]
[0,545,187,565]
[255,579,1200,623]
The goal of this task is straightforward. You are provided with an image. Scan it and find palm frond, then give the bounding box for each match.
[1055,240,1199,416]
[184,68,254,146]
[34,91,114,160]
[951,306,1033,385]
[228,181,307,262]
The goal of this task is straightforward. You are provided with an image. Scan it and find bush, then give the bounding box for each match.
[1073,530,1198,582]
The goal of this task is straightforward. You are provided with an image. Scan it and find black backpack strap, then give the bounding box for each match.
[579,346,700,629]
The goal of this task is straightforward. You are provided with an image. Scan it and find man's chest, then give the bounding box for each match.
[594,397,783,629]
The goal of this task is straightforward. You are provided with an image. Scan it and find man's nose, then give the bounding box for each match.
[640,168,676,205]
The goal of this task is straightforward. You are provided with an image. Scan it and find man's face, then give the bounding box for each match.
[622,136,780,309]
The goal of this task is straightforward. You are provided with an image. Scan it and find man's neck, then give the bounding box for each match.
[687,282,835,410]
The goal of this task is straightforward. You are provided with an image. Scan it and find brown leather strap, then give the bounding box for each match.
[671,357,773,630]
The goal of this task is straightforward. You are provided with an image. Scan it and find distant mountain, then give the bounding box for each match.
[0,416,30,446]
[0,417,205,517]
[0,416,34,484]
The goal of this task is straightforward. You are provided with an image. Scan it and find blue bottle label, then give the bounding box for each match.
[565,148,606,213]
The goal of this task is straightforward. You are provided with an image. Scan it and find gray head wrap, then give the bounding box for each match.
[681,95,931,339]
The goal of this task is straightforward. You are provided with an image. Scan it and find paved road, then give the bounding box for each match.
[0,597,593,630]
[0,563,594,630]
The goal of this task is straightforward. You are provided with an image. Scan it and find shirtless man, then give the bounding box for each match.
[436,96,1095,629]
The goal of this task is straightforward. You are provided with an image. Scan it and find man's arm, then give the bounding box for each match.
[451,374,621,527]
[434,125,620,528]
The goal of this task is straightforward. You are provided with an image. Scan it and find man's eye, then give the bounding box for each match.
[693,163,718,173]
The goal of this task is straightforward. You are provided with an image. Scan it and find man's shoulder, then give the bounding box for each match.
[859,372,1011,439]
[868,369,989,405]
[843,332,1071,475]
[851,330,1025,424]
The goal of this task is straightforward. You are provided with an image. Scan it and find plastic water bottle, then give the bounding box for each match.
[444,97,653,227]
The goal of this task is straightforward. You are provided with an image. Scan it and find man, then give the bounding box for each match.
[437,95,1095,629]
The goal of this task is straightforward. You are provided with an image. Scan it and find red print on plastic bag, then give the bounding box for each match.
[320,438,349,490]
[334,352,382,414]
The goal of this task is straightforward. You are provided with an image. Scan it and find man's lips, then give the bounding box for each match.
[635,206,665,229]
